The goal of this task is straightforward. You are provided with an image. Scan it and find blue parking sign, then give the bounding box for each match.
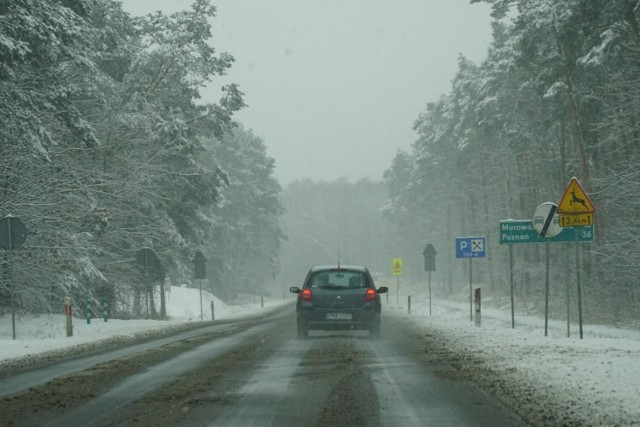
[455,237,486,258]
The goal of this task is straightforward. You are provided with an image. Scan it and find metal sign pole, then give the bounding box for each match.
[9,251,15,340]
[567,237,571,338]
[144,250,149,319]
[0,216,27,339]
[145,266,149,319]
[428,270,432,317]
[475,288,481,327]
[396,276,399,305]
[199,278,203,321]
[576,235,584,339]
[556,177,594,340]
[509,245,515,329]
[423,243,436,317]
[7,219,16,340]
[544,240,550,337]
[469,258,473,321]
[566,281,570,337]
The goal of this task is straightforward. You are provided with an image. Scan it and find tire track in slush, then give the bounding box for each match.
[210,338,313,426]
[358,316,526,427]
[47,322,274,427]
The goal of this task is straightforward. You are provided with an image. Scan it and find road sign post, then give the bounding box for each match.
[392,258,403,305]
[533,202,560,338]
[423,244,437,316]
[500,219,595,334]
[193,251,207,321]
[65,297,73,337]
[557,177,595,340]
[86,298,93,325]
[455,237,486,321]
[136,248,157,320]
[509,245,514,329]
[0,216,28,340]
[475,288,481,327]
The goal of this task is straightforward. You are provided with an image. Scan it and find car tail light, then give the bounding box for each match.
[301,288,312,302]
[365,288,378,302]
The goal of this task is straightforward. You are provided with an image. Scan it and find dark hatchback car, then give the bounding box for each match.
[289,265,388,339]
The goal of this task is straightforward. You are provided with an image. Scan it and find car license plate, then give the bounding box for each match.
[326,312,352,320]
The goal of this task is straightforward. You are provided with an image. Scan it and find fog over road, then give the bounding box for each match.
[1,306,524,426]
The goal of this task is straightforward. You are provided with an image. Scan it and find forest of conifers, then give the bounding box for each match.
[281,1,640,325]
[381,0,640,324]
[0,0,283,316]
[2,0,640,325]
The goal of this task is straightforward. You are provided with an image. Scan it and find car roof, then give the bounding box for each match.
[309,265,368,273]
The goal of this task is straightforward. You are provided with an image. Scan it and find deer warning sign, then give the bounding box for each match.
[557,177,595,215]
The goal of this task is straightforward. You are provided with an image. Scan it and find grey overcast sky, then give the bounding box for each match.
[121,0,493,185]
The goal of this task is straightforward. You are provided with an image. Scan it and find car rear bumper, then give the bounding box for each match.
[298,307,380,330]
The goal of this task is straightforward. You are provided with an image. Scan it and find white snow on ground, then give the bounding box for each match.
[1,283,640,424]
[0,286,289,361]
[385,285,640,425]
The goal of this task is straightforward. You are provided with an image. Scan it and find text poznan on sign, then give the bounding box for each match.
[499,220,594,244]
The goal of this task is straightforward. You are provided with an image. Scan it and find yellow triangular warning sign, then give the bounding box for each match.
[557,177,595,214]
[392,258,403,276]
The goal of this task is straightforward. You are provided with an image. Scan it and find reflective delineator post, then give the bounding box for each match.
[86,298,92,324]
[211,300,215,320]
[408,295,411,314]
[65,297,73,337]
[103,300,109,322]
[475,288,481,327]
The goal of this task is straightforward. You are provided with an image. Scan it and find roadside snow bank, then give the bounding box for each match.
[384,293,640,426]
[0,286,293,362]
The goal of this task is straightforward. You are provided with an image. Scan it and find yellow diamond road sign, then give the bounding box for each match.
[557,177,595,214]
[392,258,403,276]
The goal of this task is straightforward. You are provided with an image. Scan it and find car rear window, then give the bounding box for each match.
[308,271,370,289]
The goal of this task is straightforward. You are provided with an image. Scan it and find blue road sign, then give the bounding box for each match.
[455,236,486,258]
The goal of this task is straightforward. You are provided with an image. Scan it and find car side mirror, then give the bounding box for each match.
[377,286,389,294]
[289,286,301,294]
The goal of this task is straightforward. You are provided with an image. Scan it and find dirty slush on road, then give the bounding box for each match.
[0,310,605,427]
[0,317,380,427]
